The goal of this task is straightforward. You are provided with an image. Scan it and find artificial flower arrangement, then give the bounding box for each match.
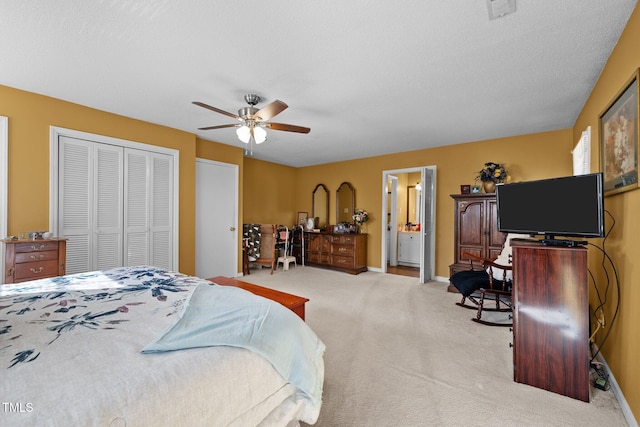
[352,209,369,225]
[476,162,509,183]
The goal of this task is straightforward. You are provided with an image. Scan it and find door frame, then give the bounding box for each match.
[0,117,7,284]
[49,126,180,270]
[381,166,437,283]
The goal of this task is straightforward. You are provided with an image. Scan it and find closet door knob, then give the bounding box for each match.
[229,227,236,231]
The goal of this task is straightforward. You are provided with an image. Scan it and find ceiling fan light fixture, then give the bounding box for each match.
[236,125,251,143]
[254,126,267,144]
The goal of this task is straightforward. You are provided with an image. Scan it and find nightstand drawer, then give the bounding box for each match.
[14,260,60,281]
[15,241,60,253]
[16,250,59,264]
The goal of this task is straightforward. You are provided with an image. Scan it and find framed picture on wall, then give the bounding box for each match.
[599,68,639,196]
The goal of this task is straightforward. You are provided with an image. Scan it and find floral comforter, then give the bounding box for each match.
[0,266,321,426]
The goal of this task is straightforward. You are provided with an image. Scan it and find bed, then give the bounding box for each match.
[0,266,325,426]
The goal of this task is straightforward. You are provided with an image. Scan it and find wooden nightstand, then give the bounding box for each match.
[3,238,68,284]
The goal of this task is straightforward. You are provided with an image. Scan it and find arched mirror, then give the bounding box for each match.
[312,184,329,228]
[336,181,355,223]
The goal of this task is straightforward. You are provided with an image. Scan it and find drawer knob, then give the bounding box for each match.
[29,267,44,274]
[30,244,46,251]
[30,254,46,260]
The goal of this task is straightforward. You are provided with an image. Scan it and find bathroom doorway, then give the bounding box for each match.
[381,166,436,283]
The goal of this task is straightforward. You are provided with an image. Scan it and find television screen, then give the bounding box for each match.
[496,173,604,242]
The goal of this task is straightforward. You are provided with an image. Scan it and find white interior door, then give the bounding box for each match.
[420,167,436,283]
[388,176,398,267]
[0,117,7,284]
[195,158,238,278]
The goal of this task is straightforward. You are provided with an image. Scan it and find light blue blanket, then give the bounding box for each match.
[142,283,325,410]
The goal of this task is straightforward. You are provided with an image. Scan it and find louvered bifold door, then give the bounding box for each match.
[124,149,150,266]
[94,144,124,270]
[59,137,92,274]
[150,153,173,270]
[124,149,174,270]
[59,137,123,273]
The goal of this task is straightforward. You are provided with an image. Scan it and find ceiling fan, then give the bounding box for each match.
[193,94,310,153]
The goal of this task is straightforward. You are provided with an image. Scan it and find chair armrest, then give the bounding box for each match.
[460,252,494,270]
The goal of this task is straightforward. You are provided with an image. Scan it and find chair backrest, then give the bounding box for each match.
[488,233,531,282]
[259,224,277,262]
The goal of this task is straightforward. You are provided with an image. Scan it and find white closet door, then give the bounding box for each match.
[150,153,173,270]
[124,149,150,266]
[124,149,174,270]
[59,137,123,273]
[94,144,124,270]
[55,128,176,274]
[59,137,92,274]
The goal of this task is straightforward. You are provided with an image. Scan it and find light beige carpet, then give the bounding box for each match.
[240,266,629,427]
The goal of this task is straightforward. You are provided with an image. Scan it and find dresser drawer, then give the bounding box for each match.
[14,241,60,253]
[16,250,59,264]
[331,243,354,257]
[14,260,60,281]
[331,255,355,268]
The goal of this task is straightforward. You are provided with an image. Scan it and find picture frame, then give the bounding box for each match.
[297,211,308,226]
[599,68,639,196]
[460,184,471,194]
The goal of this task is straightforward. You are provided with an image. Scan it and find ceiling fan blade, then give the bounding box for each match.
[266,122,311,134]
[193,101,239,120]
[255,100,288,121]
[198,124,238,131]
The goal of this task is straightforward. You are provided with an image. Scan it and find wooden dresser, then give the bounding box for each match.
[3,238,67,284]
[306,232,367,274]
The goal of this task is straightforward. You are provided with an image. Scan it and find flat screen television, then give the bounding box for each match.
[496,172,604,246]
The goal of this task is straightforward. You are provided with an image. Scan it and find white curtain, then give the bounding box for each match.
[572,126,591,176]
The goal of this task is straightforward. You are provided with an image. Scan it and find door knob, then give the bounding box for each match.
[229,227,236,231]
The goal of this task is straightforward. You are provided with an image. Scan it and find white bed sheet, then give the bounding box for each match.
[0,266,322,426]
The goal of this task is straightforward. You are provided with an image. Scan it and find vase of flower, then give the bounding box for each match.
[483,181,496,193]
[352,209,369,234]
[476,162,509,194]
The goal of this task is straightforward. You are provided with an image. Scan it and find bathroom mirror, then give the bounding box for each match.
[312,184,329,228]
[407,184,421,226]
[336,181,355,223]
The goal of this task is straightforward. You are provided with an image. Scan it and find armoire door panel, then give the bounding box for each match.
[458,201,484,246]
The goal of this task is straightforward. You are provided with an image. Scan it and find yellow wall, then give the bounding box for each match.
[573,3,640,419]
[242,157,297,225]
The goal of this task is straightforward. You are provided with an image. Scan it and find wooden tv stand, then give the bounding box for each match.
[208,276,309,321]
[511,240,590,402]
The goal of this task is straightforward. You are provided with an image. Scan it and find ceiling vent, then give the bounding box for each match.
[487,0,516,20]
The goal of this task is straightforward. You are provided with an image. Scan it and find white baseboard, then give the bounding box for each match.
[594,349,638,426]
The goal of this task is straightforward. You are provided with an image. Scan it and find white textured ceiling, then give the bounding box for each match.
[0,1,637,167]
